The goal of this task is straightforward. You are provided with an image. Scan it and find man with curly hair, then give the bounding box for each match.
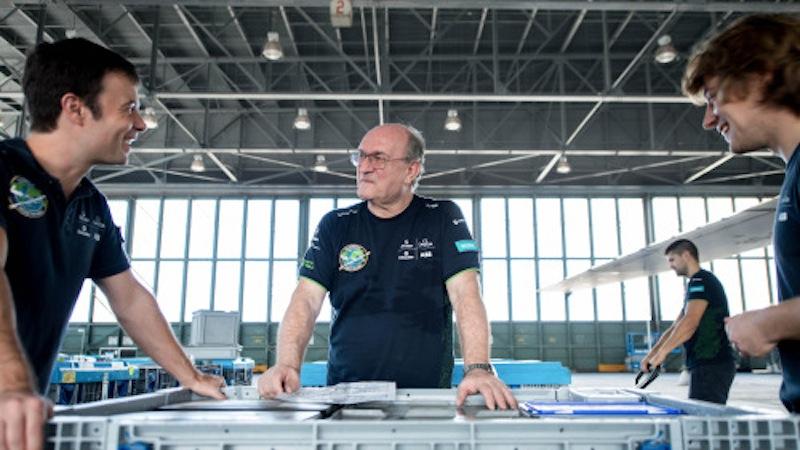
[682,14,800,412]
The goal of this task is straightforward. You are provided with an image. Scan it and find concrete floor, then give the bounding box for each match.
[570,372,786,413]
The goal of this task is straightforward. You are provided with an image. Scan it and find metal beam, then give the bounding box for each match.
[535,153,561,184]
[684,153,734,184]
[563,10,679,147]
[472,8,487,55]
[127,147,777,158]
[40,1,800,13]
[696,169,784,185]
[560,9,586,53]
[293,7,377,90]
[553,155,709,183]
[153,91,692,103]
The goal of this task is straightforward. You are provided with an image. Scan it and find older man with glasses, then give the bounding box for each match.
[258,123,516,410]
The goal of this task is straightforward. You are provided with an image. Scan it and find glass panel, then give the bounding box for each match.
[451,198,474,235]
[336,198,360,209]
[679,197,707,232]
[536,198,562,258]
[316,293,332,323]
[159,199,188,258]
[658,272,684,320]
[596,283,623,321]
[245,200,272,259]
[188,200,217,258]
[131,260,155,292]
[538,260,565,321]
[566,259,593,320]
[242,261,269,322]
[131,199,160,258]
[508,198,534,258]
[712,259,744,315]
[184,261,212,321]
[92,288,116,323]
[107,200,129,240]
[480,198,506,258]
[308,198,335,246]
[768,258,779,304]
[563,199,590,257]
[510,260,536,320]
[273,200,300,258]
[155,261,184,322]
[69,280,93,323]
[735,196,764,258]
[734,196,759,212]
[618,198,646,253]
[217,200,245,259]
[740,260,771,311]
[591,198,618,258]
[214,261,241,312]
[652,197,679,242]
[624,277,651,321]
[481,259,509,321]
[707,197,734,222]
[270,261,298,321]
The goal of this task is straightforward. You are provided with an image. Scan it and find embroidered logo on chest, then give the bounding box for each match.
[339,243,370,272]
[397,238,435,261]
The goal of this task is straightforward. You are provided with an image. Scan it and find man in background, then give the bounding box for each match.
[641,239,735,404]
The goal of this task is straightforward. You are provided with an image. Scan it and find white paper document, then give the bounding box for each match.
[276,381,396,404]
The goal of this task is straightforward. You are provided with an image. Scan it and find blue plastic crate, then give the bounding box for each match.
[301,359,571,387]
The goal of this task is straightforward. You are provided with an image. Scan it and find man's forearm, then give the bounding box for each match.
[275,299,317,369]
[648,324,675,356]
[114,291,198,386]
[755,298,800,343]
[0,270,35,392]
[454,295,490,364]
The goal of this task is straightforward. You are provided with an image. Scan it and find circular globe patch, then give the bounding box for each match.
[8,175,48,218]
[338,243,370,272]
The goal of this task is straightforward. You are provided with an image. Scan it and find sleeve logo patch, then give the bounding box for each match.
[455,239,479,253]
[688,285,705,293]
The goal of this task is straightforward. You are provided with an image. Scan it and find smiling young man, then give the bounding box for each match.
[641,240,735,404]
[0,38,226,450]
[682,14,800,412]
[258,124,516,410]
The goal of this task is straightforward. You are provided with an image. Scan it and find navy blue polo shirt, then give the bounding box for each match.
[773,143,800,412]
[299,195,480,388]
[682,269,734,369]
[0,138,130,393]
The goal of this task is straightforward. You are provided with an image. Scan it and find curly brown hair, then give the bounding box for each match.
[682,14,800,115]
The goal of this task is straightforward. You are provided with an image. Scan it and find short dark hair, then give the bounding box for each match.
[23,38,139,132]
[665,239,699,261]
[683,14,800,116]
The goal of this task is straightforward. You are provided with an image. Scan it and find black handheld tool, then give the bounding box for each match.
[634,363,662,389]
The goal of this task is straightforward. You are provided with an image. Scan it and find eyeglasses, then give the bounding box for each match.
[350,150,414,169]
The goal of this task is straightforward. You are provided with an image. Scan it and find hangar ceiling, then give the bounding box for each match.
[0,1,796,189]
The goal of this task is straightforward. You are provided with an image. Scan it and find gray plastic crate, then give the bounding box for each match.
[189,310,239,346]
[47,387,800,450]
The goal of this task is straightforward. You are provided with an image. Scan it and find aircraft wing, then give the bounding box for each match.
[541,197,777,293]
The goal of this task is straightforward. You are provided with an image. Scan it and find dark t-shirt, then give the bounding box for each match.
[683,269,734,369]
[298,195,480,388]
[0,139,130,393]
[773,144,800,412]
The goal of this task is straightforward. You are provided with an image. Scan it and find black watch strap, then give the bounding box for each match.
[463,363,494,376]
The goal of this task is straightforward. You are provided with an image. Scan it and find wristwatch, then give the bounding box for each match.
[463,363,494,376]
